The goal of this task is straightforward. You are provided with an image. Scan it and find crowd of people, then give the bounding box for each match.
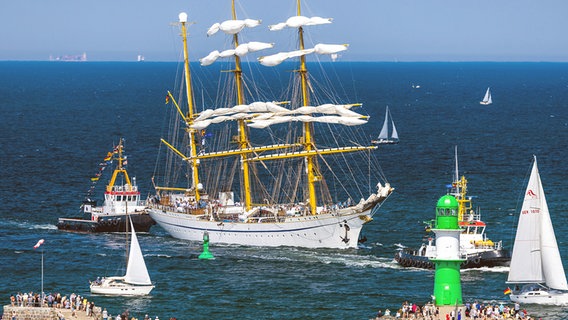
[9,291,98,320]
[7,291,176,320]
[373,300,536,320]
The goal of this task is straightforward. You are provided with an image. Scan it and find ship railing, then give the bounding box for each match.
[462,211,481,222]
[109,185,138,192]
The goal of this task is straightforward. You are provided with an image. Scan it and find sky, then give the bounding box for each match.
[1,0,568,62]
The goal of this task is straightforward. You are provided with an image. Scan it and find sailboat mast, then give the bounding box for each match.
[179,13,201,201]
[296,0,318,215]
[231,1,252,210]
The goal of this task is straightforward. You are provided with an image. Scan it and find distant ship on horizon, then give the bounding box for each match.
[49,52,87,62]
[137,54,145,62]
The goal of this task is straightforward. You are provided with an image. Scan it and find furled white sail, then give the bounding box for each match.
[268,15,332,31]
[507,157,568,290]
[235,42,275,56]
[207,19,261,36]
[314,44,348,55]
[123,218,152,286]
[195,102,289,121]
[259,45,347,66]
[200,50,221,66]
[248,115,367,129]
[193,102,367,130]
[201,17,273,66]
[200,42,275,66]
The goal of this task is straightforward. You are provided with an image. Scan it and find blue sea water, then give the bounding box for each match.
[1,61,568,319]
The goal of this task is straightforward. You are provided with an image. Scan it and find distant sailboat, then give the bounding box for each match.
[507,156,568,305]
[480,87,492,105]
[372,106,399,145]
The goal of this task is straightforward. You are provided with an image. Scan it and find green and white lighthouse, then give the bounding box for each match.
[431,195,464,311]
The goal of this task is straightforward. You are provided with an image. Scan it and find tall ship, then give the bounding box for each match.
[57,139,154,233]
[395,148,510,269]
[147,1,393,249]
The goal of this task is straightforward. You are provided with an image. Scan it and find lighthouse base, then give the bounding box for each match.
[437,305,465,320]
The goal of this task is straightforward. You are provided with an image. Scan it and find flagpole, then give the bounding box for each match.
[41,246,44,307]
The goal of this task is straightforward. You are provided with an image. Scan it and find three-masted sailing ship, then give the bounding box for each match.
[148,1,393,249]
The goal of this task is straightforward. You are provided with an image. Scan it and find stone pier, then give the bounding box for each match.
[3,305,102,320]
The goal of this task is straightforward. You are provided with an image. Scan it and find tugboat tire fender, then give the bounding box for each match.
[473,258,481,265]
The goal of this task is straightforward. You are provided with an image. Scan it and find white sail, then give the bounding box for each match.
[201,17,272,66]
[507,157,568,290]
[124,218,152,285]
[248,115,368,129]
[538,169,568,290]
[378,108,389,140]
[480,87,492,105]
[193,103,366,130]
[374,106,398,144]
[207,19,261,36]
[268,15,332,30]
[391,119,399,140]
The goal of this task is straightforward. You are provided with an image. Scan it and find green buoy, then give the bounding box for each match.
[198,231,215,260]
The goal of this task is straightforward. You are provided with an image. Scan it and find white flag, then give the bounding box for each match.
[33,239,45,249]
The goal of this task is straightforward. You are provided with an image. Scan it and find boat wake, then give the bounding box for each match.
[461,265,509,273]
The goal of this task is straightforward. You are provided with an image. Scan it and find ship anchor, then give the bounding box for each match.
[339,220,350,243]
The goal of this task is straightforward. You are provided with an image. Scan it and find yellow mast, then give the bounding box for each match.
[296,0,318,215]
[231,0,253,211]
[179,12,201,201]
[106,139,132,191]
[455,176,471,221]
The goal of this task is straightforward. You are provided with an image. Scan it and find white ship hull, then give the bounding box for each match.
[510,291,568,306]
[149,207,375,249]
[90,277,154,296]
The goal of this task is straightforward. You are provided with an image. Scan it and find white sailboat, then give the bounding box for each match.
[507,156,568,305]
[147,2,393,249]
[372,106,399,145]
[480,87,492,105]
[90,216,154,295]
